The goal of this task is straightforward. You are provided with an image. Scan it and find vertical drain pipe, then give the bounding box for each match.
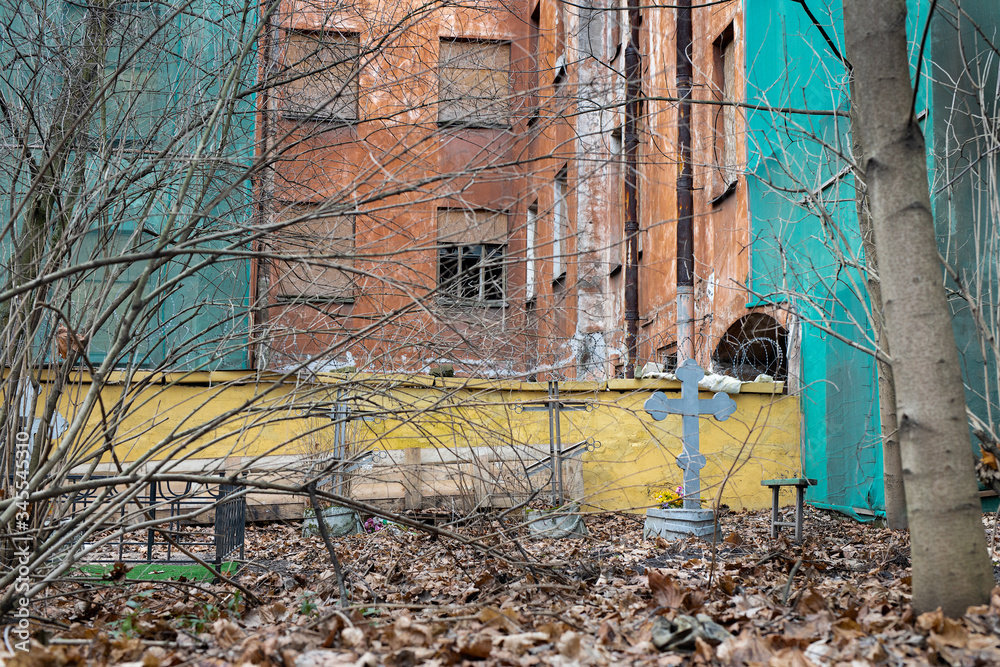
[623,0,641,378]
[676,0,695,362]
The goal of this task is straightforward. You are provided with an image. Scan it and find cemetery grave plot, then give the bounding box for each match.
[54,475,245,567]
[26,506,1000,667]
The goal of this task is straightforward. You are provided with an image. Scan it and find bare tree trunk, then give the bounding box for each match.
[850,98,907,531]
[844,0,992,615]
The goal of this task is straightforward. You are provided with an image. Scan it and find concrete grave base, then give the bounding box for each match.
[643,508,720,541]
[303,505,362,538]
[526,508,589,539]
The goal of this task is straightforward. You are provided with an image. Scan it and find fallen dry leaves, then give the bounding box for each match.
[5,505,1000,666]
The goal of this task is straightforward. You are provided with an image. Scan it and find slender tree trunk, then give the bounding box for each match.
[850,98,907,530]
[843,0,992,616]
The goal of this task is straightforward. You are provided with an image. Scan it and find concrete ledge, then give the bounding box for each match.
[644,508,721,541]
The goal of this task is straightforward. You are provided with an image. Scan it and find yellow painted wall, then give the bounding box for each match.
[41,372,800,511]
[346,376,801,511]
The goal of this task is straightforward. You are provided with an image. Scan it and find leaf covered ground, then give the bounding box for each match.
[7,506,1000,666]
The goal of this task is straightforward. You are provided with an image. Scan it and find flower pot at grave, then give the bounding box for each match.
[302,505,361,538]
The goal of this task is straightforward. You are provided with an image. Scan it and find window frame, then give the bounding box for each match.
[526,201,538,301]
[552,166,569,282]
[711,24,739,202]
[437,242,507,308]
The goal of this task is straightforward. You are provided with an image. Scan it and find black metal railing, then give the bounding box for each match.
[52,473,246,566]
[214,481,246,563]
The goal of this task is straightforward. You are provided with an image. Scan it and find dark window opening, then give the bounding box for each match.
[712,313,787,381]
[527,3,540,126]
[439,244,505,306]
[553,58,566,87]
[659,344,678,374]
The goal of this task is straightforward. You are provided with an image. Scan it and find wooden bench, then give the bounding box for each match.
[761,478,817,542]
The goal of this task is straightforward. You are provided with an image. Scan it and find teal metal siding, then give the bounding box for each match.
[745,0,883,517]
[745,0,998,517]
[0,0,256,371]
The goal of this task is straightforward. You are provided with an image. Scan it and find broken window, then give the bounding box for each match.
[658,343,678,374]
[282,31,360,122]
[439,244,505,305]
[712,313,788,381]
[438,39,511,127]
[712,24,739,198]
[273,204,356,303]
[437,209,507,306]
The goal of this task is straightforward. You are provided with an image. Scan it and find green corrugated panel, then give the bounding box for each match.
[0,0,257,371]
[927,0,1000,453]
[746,0,884,515]
[746,0,1000,516]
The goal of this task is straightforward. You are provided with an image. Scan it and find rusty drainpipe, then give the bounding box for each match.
[675,0,695,362]
[623,0,641,378]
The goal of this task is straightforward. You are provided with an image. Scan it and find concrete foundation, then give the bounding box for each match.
[526,508,589,539]
[303,505,362,538]
[643,508,720,541]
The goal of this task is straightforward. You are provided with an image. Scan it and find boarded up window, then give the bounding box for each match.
[712,25,739,196]
[282,32,359,122]
[274,205,356,301]
[439,40,511,126]
[437,209,507,244]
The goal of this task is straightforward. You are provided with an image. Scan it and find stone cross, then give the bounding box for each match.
[644,359,737,509]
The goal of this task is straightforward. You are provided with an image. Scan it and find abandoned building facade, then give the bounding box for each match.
[257,0,784,383]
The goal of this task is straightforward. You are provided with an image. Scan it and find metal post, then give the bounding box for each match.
[554,383,563,504]
[676,0,695,362]
[795,485,805,542]
[623,0,642,378]
[770,486,780,539]
[547,381,558,504]
[333,389,343,494]
[118,498,125,562]
[215,473,225,567]
[147,480,156,564]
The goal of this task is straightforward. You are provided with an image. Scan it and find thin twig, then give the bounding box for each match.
[753,550,784,568]
[307,482,349,609]
[781,559,803,606]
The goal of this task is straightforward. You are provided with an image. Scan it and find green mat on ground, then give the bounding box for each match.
[77,562,239,581]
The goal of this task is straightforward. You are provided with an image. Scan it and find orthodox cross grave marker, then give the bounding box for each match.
[643,359,737,509]
[514,381,593,505]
